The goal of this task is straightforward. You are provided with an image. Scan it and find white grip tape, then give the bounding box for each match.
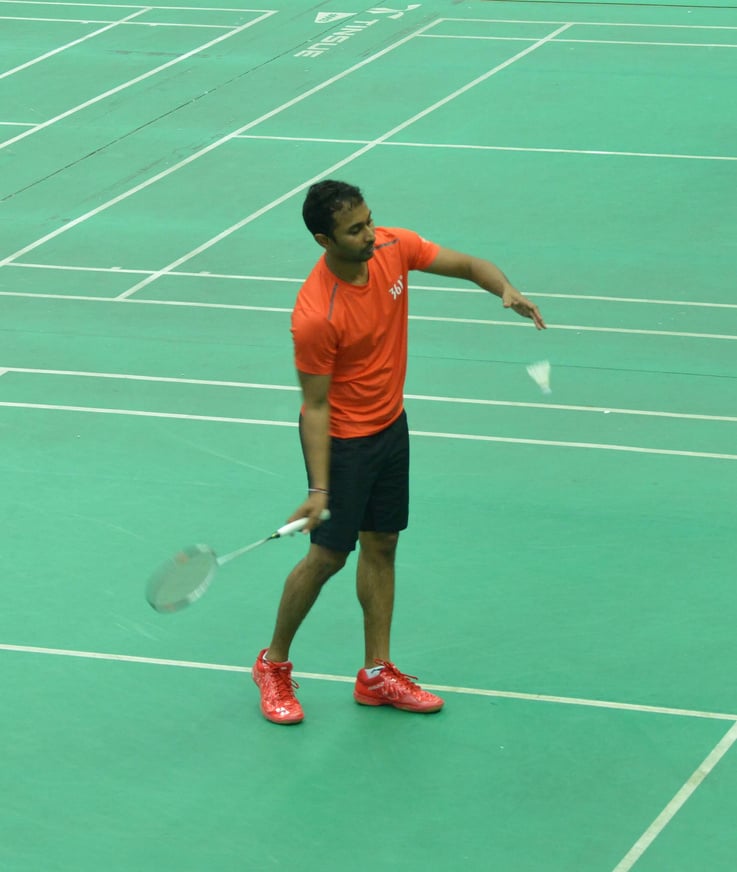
[276,509,331,538]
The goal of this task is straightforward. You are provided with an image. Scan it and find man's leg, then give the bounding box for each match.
[356,530,398,667]
[267,543,347,661]
[254,543,347,724]
[353,532,444,715]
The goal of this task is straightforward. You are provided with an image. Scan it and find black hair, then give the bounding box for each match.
[302,180,364,237]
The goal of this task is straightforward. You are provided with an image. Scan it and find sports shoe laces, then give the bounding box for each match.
[265,663,300,704]
[374,660,424,698]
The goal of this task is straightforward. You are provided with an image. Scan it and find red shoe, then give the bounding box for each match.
[252,649,304,724]
[354,661,444,713]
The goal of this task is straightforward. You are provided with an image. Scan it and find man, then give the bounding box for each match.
[253,180,545,724]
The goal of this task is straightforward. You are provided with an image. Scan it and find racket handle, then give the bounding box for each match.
[276,509,331,538]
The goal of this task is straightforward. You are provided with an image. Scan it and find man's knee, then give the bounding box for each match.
[358,531,399,562]
[303,543,349,581]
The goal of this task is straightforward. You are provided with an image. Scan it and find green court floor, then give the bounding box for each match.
[1,1,736,870]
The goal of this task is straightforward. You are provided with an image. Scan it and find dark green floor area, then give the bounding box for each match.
[3,651,736,872]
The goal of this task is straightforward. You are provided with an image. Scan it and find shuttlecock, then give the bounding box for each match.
[526,360,551,394]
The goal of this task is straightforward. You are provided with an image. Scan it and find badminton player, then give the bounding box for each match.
[253,180,545,723]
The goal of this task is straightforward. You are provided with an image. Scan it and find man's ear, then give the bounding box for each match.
[314,233,330,250]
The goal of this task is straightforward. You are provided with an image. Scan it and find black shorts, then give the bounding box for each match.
[301,411,410,554]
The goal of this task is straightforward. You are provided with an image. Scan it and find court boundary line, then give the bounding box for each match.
[8,2,734,23]
[0,7,151,81]
[0,1,273,10]
[0,17,444,266]
[1,401,736,460]
[3,14,731,267]
[612,720,737,871]
[7,262,737,309]
[420,33,737,47]
[0,288,735,342]
[115,23,574,300]
[3,366,737,423]
[0,10,276,151]
[1,14,235,27]
[2,642,736,722]
[235,134,737,162]
[10,13,735,45]
[411,314,737,342]
[440,16,737,30]
[480,0,737,11]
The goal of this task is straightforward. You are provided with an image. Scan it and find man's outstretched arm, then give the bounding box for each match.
[423,247,546,330]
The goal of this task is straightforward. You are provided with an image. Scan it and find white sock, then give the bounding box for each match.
[364,666,384,678]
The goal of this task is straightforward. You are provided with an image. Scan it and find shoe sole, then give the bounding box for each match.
[262,709,304,724]
[353,692,443,713]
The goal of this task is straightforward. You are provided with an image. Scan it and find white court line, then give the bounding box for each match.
[420,33,737,49]
[384,140,737,163]
[9,262,737,311]
[236,132,737,163]
[405,393,737,424]
[0,1,272,9]
[0,18,442,268]
[507,292,737,310]
[1,15,233,27]
[409,429,737,461]
[420,34,533,42]
[0,290,292,308]
[3,367,737,424]
[0,7,150,80]
[559,38,737,49]
[440,17,737,31]
[0,10,275,151]
[411,314,737,343]
[2,5,735,26]
[1,366,303,390]
[0,402,301,427]
[419,283,737,311]
[0,122,36,127]
[0,288,735,341]
[1,402,736,461]
[1,643,736,722]
[116,23,574,300]
[612,720,737,871]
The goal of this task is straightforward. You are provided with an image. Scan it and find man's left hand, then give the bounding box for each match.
[503,287,546,330]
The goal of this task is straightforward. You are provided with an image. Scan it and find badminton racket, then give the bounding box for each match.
[146,510,330,613]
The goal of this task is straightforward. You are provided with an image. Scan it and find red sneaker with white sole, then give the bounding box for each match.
[354,661,444,713]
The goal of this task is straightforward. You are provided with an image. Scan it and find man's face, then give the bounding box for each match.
[323,200,375,262]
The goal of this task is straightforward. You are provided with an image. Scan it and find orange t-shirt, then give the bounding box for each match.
[291,226,440,438]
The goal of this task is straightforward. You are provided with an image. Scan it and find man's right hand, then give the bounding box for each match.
[287,491,330,532]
